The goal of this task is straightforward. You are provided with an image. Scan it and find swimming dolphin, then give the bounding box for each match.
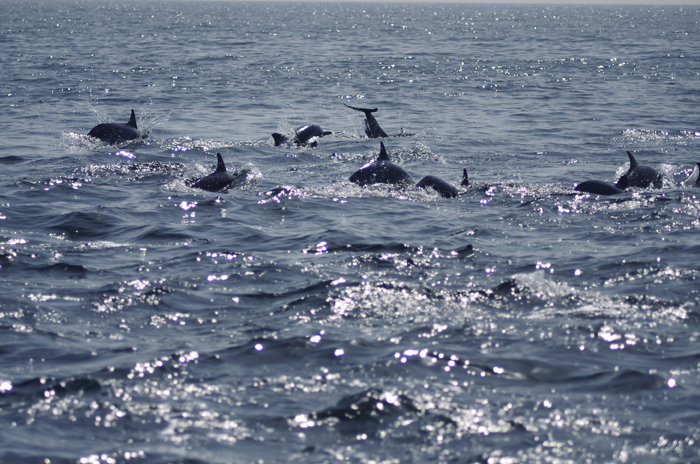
[87,109,140,145]
[574,180,625,195]
[344,104,389,138]
[615,151,663,189]
[349,142,413,187]
[575,151,662,195]
[272,124,331,147]
[191,153,246,192]
[684,163,700,187]
[416,170,470,198]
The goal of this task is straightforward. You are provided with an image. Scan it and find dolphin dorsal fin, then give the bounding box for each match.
[216,153,227,173]
[461,168,470,187]
[127,109,137,129]
[626,151,638,170]
[377,142,390,162]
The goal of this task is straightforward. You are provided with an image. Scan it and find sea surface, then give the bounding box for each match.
[1,1,700,463]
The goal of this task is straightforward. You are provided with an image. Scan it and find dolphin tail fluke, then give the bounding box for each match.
[272,133,286,147]
[344,103,378,115]
[216,153,227,173]
[127,109,137,129]
[461,169,470,187]
[626,151,639,170]
[377,142,390,162]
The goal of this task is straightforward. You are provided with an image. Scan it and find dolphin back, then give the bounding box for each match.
[192,153,235,191]
[416,175,458,198]
[624,151,662,188]
[349,142,413,187]
[575,180,625,195]
[294,124,328,145]
[350,162,413,187]
[87,109,140,145]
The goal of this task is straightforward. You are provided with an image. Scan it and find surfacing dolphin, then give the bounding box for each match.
[272,124,331,147]
[191,153,248,192]
[349,142,413,187]
[87,109,140,145]
[575,151,662,195]
[344,104,389,138]
[416,169,470,198]
[615,151,663,189]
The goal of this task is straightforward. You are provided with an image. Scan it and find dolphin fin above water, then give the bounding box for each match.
[215,153,227,173]
[349,142,413,187]
[126,110,137,129]
[350,142,472,197]
[87,109,140,145]
[191,153,239,192]
[344,104,389,138]
[615,151,663,189]
[271,133,288,147]
[376,142,390,162]
[575,151,663,195]
[461,169,469,187]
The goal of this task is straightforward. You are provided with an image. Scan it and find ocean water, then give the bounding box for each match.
[1,1,700,463]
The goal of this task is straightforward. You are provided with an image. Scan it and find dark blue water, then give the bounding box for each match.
[2,2,700,463]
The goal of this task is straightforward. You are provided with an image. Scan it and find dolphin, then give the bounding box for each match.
[575,151,662,195]
[272,124,331,147]
[87,109,140,145]
[416,169,470,198]
[349,142,413,187]
[684,163,700,187]
[574,180,625,195]
[344,104,389,138]
[191,153,246,192]
[615,151,663,189]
